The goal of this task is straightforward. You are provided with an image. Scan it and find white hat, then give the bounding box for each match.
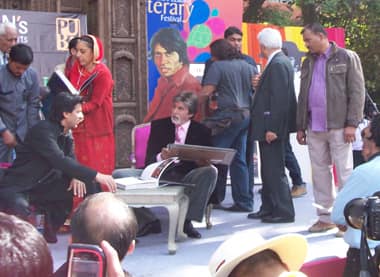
[208,231,308,277]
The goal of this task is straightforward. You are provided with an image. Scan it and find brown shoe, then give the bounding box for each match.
[291,186,307,198]
[335,230,345,237]
[308,220,336,233]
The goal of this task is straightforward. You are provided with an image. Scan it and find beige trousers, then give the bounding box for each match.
[307,128,353,223]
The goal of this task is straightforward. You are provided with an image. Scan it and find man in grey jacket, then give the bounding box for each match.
[0,43,40,162]
[296,22,365,233]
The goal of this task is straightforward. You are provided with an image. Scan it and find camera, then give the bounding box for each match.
[344,196,380,240]
[67,243,106,277]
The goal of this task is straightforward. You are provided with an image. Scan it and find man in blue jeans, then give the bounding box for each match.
[201,39,254,212]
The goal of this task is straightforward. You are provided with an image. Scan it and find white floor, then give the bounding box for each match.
[49,183,349,277]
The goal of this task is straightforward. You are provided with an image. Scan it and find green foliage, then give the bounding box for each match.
[260,8,296,26]
[298,0,380,99]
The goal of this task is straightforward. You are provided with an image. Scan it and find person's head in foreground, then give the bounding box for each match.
[209,231,308,277]
[0,212,53,277]
[71,192,138,260]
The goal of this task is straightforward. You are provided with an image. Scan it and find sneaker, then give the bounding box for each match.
[308,220,336,233]
[291,185,307,198]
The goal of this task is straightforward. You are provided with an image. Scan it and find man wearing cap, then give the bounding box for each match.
[208,231,308,277]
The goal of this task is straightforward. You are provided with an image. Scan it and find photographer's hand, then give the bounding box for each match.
[100,240,125,277]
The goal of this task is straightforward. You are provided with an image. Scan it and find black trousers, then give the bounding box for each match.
[0,188,72,232]
[344,247,379,277]
[0,179,100,231]
[258,139,294,218]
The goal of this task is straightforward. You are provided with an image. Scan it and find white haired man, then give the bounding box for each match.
[0,22,18,64]
[248,27,297,223]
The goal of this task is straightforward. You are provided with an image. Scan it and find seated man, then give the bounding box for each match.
[54,192,138,277]
[114,91,217,238]
[332,114,380,277]
[208,231,308,277]
[0,92,116,243]
[0,212,53,277]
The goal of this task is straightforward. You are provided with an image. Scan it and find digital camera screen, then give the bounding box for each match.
[69,254,103,277]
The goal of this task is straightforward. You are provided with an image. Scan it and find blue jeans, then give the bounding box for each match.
[210,117,252,210]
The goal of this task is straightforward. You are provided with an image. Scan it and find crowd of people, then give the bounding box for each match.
[0,19,376,277]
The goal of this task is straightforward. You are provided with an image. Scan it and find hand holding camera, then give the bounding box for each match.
[67,242,125,277]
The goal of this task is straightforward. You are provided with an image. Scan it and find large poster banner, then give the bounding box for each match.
[242,23,345,71]
[146,0,243,101]
[0,9,87,83]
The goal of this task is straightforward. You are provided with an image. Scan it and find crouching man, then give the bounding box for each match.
[0,92,116,243]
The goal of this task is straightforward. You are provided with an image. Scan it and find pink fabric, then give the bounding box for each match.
[326,27,346,48]
[0,162,11,168]
[300,256,346,277]
[134,124,151,169]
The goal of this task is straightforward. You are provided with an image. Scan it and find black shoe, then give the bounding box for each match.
[137,219,162,237]
[261,216,294,223]
[43,223,58,243]
[247,210,271,219]
[184,220,201,239]
[211,203,226,210]
[223,204,252,213]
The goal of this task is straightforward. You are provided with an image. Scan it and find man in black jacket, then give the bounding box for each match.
[114,91,217,238]
[0,92,116,243]
[248,28,296,223]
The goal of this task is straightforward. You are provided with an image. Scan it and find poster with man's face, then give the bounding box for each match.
[146,0,243,101]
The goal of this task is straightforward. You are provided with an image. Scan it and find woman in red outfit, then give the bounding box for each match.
[69,35,115,191]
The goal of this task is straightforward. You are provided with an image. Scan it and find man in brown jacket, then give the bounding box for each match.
[296,22,365,233]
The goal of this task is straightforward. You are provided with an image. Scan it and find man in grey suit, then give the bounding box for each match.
[0,43,40,162]
[247,28,296,223]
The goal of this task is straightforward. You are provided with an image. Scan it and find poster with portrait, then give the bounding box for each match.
[146,0,243,101]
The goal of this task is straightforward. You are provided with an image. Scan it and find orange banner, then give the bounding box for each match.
[242,23,345,70]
